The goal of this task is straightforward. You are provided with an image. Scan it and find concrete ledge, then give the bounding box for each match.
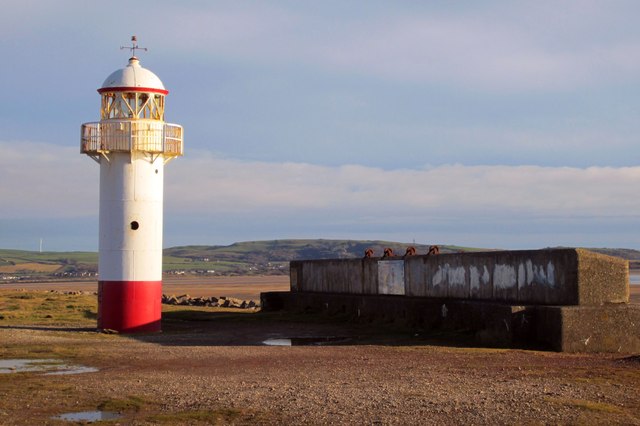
[290,248,629,306]
[261,291,640,353]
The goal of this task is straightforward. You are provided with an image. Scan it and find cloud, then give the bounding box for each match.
[2,141,637,249]
[167,149,639,220]
[166,152,640,249]
[0,141,97,218]
[5,142,637,224]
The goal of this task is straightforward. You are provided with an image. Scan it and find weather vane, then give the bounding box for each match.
[120,35,147,58]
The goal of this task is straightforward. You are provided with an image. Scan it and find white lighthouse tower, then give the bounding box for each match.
[81,37,183,333]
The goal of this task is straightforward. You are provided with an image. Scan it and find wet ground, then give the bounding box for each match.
[1,276,639,424]
[1,307,639,425]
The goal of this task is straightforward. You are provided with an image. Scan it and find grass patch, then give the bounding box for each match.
[98,395,148,413]
[0,262,62,273]
[545,396,624,414]
[0,338,112,361]
[10,294,35,300]
[0,290,97,326]
[83,309,98,319]
[148,408,242,424]
[0,372,85,421]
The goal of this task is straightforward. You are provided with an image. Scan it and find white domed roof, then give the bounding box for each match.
[98,57,168,95]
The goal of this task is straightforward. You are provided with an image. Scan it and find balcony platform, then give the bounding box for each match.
[81,121,183,159]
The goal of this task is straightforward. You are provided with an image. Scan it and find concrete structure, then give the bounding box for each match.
[262,248,640,352]
[81,37,183,333]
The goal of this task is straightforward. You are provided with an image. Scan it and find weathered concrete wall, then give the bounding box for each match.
[261,291,640,353]
[290,248,628,306]
[533,305,640,353]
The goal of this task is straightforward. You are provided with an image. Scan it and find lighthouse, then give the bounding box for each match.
[81,37,183,333]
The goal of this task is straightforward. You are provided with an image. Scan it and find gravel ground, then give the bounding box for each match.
[1,312,639,425]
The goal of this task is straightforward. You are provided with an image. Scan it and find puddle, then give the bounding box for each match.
[263,336,353,346]
[0,359,97,375]
[52,411,121,422]
[0,359,61,374]
[263,338,292,346]
[45,365,99,375]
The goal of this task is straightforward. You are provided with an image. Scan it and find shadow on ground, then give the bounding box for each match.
[0,308,497,349]
[124,309,482,348]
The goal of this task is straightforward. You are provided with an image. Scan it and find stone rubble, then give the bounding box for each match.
[161,294,259,309]
[49,290,97,295]
[44,290,259,309]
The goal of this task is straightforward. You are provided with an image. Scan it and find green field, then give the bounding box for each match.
[1,239,639,280]
[0,239,464,279]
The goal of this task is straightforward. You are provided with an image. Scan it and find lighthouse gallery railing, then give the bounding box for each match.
[81,121,183,157]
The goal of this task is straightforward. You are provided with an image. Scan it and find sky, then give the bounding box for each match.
[1,0,639,251]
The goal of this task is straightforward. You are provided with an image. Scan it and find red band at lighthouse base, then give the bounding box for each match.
[98,280,162,333]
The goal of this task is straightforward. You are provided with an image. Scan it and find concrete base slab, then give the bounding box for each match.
[261,291,640,353]
[535,305,640,353]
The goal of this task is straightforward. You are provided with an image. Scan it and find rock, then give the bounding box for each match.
[160,294,258,309]
[176,294,191,305]
[228,297,242,306]
[229,298,245,308]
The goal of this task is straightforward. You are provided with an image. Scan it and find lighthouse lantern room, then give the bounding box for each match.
[81,37,183,333]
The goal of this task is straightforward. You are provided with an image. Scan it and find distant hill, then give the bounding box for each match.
[162,239,469,275]
[0,240,477,280]
[165,239,468,263]
[1,240,639,281]
[583,248,640,269]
